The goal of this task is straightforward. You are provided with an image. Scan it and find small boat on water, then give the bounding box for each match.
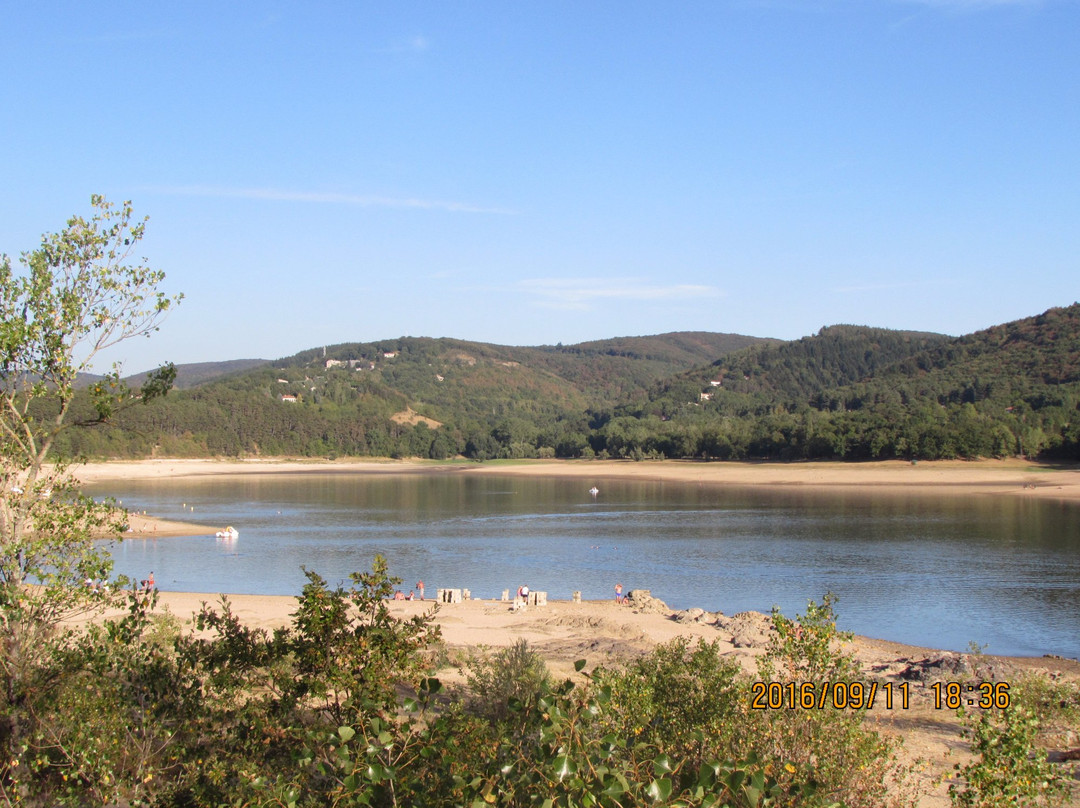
[216,525,239,539]
[589,486,599,497]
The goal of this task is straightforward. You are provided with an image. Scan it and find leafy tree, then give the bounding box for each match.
[0,196,179,772]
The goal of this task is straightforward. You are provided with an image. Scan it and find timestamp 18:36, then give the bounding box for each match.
[749,680,1011,711]
[931,681,1011,710]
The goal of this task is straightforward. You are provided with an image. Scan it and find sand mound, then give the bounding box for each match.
[624,589,671,615]
[714,611,775,649]
[537,614,649,643]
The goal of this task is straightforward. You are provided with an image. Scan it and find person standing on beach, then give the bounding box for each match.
[416,581,425,601]
[615,582,624,604]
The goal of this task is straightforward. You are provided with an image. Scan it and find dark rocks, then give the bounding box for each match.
[897,653,1016,683]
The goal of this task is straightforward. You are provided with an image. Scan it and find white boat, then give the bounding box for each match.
[589,486,599,496]
[216,526,239,539]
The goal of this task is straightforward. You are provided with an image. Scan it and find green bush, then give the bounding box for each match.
[752,594,921,808]
[464,637,550,723]
[593,637,745,766]
[1010,672,1080,750]
[12,570,1077,808]
[950,704,1072,808]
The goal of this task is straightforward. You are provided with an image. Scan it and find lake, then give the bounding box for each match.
[87,473,1080,659]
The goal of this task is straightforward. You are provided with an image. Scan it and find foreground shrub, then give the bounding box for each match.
[752,594,921,808]
[1010,672,1080,751]
[950,704,1073,808]
[464,637,550,723]
[593,637,745,767]
[14,573,1076,807]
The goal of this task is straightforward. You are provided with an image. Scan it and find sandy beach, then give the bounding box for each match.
[77,455,1080,497]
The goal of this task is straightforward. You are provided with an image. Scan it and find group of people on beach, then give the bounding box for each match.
[387,580,630,605]
[392,581,425,601]
[84,571,157,594]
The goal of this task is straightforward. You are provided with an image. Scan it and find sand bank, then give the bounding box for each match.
[109,589,1080,683]
[119,511,220,538]
[76,456,1080,503]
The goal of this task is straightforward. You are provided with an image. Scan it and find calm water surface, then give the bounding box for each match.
[88,473,1080,659]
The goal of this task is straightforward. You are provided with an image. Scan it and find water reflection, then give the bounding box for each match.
[90,473,1080,659]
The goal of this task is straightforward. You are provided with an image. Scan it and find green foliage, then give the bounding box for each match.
[1009,673,1080,749]
[592,637,745,765]
[8,563,1075,808]
[446,659,834,808]
[8,590,195,806]
[760,592,858,684]
[0,196,179,785]
[464,637,551,723]
[753,595,920,808]
[1,553,843,806]
[950,705,1072,808]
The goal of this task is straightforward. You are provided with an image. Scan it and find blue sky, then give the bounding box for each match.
[2,1,1078,373]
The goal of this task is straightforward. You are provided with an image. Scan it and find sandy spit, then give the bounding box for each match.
[75,456,1080,502]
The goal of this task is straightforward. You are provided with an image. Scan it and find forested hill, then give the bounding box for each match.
[626,325,950,417]
[53,307,1080,461]
[55,331,770,459]
[872,304,1080,396]
[599,304,1079,461]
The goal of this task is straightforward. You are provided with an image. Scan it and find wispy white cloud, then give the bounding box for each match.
[519,278,723,311]
[145,185,514,215]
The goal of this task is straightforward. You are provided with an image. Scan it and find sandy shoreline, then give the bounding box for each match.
[77,455,1080,501]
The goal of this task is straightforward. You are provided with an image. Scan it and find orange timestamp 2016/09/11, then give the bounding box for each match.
[750,681,911,710]
[750,680,1012,711]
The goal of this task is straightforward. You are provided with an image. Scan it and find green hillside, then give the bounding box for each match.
[597,305,1080,461]
[56,332,768,459]
[126,358,270,390]
[51,308,1080,462]
[627,325,949,418]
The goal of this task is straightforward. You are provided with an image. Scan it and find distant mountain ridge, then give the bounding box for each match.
[127,359,270,390]
[53,307,1080,462]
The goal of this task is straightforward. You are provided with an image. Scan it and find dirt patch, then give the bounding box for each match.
[536,613,650,643]
[390,407,442,428]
